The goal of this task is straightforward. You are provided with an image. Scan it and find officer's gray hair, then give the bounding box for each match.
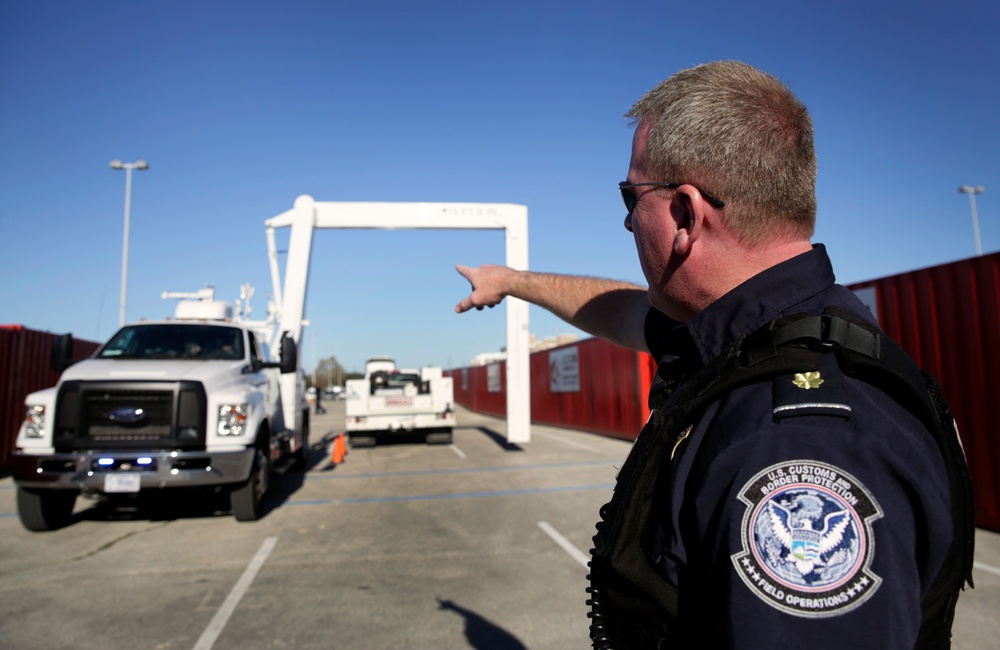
[627,61,817,244]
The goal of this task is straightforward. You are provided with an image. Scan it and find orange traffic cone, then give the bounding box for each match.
[331,433,347,464]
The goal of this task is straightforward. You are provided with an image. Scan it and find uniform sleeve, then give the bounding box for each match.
[673,378,954,648]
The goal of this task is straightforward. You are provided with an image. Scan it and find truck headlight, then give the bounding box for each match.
[24,405,45,438]
[218,404,248,436]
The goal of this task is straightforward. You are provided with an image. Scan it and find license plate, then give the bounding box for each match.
[104,474,141,493]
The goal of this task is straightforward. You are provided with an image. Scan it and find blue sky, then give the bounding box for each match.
[2,0,997,374]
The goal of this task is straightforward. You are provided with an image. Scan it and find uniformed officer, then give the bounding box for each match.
[455,61,970,648]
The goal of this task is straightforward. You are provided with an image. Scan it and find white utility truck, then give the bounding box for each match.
[345,356,455,446]
[11,289,308,531]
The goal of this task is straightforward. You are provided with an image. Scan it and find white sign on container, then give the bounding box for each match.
[487,363,501,393]
[549,346,580,393]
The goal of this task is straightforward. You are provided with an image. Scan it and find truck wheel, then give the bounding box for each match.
[17,487,77,532]
[292,408,310,471]
[231,446,269,522]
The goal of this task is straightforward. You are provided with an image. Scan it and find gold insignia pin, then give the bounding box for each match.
[792,371,824,390]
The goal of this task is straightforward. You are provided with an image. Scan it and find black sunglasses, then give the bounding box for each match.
[619,181,726,215]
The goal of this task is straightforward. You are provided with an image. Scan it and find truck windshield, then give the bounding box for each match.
[97,324,245,360]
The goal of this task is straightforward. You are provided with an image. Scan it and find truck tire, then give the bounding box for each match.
[231,446,269,522]
[17,487,77,532]
[291,408,310,471]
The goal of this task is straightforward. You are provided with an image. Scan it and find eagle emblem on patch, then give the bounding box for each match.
[731,460,883,617]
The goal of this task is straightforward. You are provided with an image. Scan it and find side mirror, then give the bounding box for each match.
[279,333,297,374]
[259,332,298,374]
[51,333,76,372]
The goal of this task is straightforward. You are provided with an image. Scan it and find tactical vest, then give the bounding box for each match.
[586,308,975,650]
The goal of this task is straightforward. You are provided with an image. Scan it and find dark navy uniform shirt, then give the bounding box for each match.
[643,245,953,648]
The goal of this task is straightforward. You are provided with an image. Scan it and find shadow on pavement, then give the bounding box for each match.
[73,487,232,524]
[437,597,528,650]
[469,426,524,452]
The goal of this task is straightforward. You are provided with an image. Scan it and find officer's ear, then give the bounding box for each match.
[671,185,706,256]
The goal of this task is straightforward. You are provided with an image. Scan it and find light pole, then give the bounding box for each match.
[958,185,985,257]
[110,159,149,326]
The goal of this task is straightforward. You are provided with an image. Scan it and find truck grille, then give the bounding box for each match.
[54,380,207,451]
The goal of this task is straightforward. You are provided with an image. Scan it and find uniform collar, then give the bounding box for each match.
[673,244,836,366]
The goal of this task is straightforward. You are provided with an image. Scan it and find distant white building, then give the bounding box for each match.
[470,351,507,367]
[530,333,578,352]
[469,333,578,367]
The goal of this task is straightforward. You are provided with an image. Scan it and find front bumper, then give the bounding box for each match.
[11,448,255,492]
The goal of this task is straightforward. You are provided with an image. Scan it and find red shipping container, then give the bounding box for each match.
[447,362,507,419]
[449,337,655,442]
[530,338,651,441]
[0,326,100,469]
[848,253,1000,531]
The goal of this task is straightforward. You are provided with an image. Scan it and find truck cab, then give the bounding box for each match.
[11,291,307,531]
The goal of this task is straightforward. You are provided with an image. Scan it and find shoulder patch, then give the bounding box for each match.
[730,460,883,618]
[773,353,851,420]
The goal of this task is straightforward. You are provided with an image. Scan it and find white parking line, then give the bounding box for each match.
[533,431,597,452]
[538,521,590,568]
[450,444,468,459]
[975,561,1000,578]
[193,536,278,650]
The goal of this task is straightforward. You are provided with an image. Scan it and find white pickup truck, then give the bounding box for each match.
[345,356,455,446]
[11,292,308,531]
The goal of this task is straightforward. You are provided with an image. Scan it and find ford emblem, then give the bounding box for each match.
[108,407,146,424]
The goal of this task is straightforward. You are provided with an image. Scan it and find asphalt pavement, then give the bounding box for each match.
[0,401,997,649]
